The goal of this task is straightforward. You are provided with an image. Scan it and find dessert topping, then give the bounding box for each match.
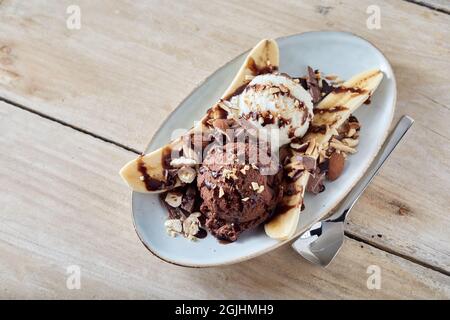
[170,156,197,168]
[165,219,183,237]
[327,152,345,181]
[177,166,197,184]
[165,191,183,208]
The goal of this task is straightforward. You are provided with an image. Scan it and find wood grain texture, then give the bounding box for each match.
[1,102,449,299]
[0,0,448,149]
[1,0,449,273]
[409,0,450,13]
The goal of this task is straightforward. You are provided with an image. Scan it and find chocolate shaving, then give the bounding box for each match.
[307,66,321,104]
[160,192,185,219]
[321,79,334,97]
[306,168,326,194]
[181,185,198,213]
[296,155,317,171]
[297,77,308,91]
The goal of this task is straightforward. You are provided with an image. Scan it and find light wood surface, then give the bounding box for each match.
[0,0,449,298]
[409,0,450,13]
[1,103,449,299]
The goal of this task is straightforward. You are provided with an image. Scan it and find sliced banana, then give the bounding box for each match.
[119,39,279,193]
[265,173,309,240]
[305,69,383,146]
[265,69,384,240]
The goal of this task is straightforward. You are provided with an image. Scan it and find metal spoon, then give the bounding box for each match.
[292,115,414,267]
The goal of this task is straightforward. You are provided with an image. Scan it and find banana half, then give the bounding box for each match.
[119,39,279,193]
[265,69,383,240]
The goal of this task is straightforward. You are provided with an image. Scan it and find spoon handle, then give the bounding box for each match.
[328,115,414,223]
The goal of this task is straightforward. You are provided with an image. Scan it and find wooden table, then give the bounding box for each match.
[1,0,449,299]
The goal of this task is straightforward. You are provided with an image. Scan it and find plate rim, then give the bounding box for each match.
[131,30,397,268]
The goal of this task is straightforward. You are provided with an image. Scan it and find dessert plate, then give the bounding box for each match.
[132,31,396,267]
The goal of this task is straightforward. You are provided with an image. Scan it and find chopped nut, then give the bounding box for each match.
[183,212,201,238]
[287,169,298,179]
[165,192,182,207]
[240,164,250,175]
[398,207,409,216]
[218,100,239,116]
[177,166,197,183]
[257,185,265,193]
[293,78,300,83]
[294,100,300,107]
[241,197,249,202]
[348,122,361,130]
[330,141,357,154]
[269,87,280,94]
[251,182,260,191]
[290,142,308,151]
[258,117,265,125]
[170,156,197,168]
[342,138,359,147]
[223,168,238,180]
[347,128,357,137]
[139,176,145,181]
[305,139,316,155]
[164,219,183,233]
[279,84,288,93]
[187,235,197,241]
[319,149,328,163]
[218,187,224,198]
[167,230,176,237]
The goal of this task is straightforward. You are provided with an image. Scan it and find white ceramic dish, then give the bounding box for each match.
[132,31,396,267]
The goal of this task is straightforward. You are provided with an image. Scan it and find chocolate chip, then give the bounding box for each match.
[306,168,326,194]
[181,186,197,213]
[321,79,334,97]
[307,66,321,104]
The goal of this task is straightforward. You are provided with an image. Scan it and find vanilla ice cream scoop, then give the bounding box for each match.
[232,73,314,146]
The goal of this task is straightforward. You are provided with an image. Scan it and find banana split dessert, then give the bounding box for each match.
[120,39,383,243]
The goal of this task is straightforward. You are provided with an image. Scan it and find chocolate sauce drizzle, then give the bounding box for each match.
[314,105,348,115]
[137,146,173,191]
[333,86,367,94]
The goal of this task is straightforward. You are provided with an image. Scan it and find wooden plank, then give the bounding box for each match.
[0,0,448,149]
[410,0,450,13]
[1,102,449,299]
[346,118,450,273]
[0,0,449,274]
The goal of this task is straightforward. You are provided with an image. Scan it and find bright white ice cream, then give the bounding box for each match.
[232,73,314,146]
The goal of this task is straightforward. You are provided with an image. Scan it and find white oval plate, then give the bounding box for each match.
[132,31,396,267]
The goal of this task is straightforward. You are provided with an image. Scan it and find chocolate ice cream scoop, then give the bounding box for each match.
[197,142,283,242]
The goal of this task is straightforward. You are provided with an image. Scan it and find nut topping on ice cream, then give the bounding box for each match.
[197,142,283,242]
